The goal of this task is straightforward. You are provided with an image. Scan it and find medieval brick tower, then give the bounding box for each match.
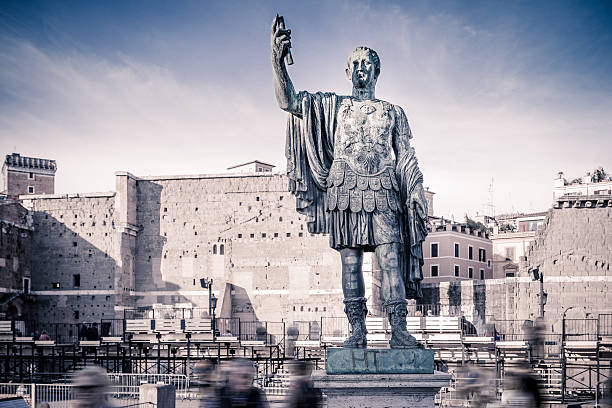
[2,153,57,198]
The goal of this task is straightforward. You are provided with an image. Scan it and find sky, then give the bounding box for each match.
[1,0,611,219]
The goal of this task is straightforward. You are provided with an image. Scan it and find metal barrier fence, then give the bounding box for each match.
[415,304,463,317]
[292,321,321,341]
[599,313,612,336]
[0,374,189,407]
[321,317,349,338]
[564,318,598,341]
[107,373,190,398]
[101,319,124,338]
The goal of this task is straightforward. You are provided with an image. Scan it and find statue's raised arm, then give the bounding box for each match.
[271,14,299,115]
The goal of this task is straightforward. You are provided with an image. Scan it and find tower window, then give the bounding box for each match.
[28,186,35,194]
[28,172,34,179]
[454,265,460,277]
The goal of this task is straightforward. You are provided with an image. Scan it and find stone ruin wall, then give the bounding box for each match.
[133,173,382,324]
[421,204,612,335]
[22,170,611,334]
[20,172,385,326]
[20,193,120,322]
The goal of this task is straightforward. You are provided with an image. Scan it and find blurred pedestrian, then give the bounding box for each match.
[73,366,111,408]
[39,331,51,341]
[205,358,268,408]
[194,360,218,403]
[286,360,322,408]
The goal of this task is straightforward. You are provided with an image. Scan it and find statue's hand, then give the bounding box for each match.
[409,184,428,221]
[271,14,292,66]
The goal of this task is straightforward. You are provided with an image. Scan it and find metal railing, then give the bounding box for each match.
[564,318,598,342]
[107,373,189,398]
[599,313,612,336]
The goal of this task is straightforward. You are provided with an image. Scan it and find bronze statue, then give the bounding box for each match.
[271,15,428,348]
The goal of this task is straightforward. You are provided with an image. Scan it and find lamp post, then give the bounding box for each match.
[211,294,218,341]
[200,277,214,316]
[561,305,576,403]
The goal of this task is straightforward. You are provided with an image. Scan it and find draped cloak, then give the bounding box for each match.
[285,91,428,298]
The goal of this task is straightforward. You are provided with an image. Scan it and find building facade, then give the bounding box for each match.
[423,222,493,283]
[553,169,612,200]
[2,153,56,198]
[490,212,547,278]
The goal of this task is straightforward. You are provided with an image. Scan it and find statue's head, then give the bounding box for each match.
[346,46,380,89]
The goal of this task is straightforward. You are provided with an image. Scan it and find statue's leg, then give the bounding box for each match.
[339,248,367,348]
[376,243,423,349]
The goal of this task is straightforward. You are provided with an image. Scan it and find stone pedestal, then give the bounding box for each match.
[313,371,451,408]
[314,348,450,408]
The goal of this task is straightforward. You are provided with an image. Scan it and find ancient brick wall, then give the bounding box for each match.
[0,211,32,291]
[7,171,54,197]
[132,173,354,323]
[21,193,119,322]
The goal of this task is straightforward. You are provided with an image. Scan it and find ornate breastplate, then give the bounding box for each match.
[333,98,396,175]
[326,98,401,213]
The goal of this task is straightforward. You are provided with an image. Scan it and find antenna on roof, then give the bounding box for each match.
[485,177,495,217]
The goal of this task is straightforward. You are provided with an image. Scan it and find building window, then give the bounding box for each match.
[431,265,439,277]
[478,248,486,262]
[213,245,217,255]
[287,233,291,237]
[28,172,34,179]
[480,269,485,280]
[52,282,60,289]
[28,186,35,194]
[454,243,460,258]
[468,246,473,260]
[468,267,473,279]
[505,247,515,261]
[431,243,439,258]
[250,233,254,238]
[22,278,30,294]
[487,260,491,268]
[73,274,80,287]
[454,265,460,277]
[238,233,242,238]
[262,233,267,238]
[219,244,224,255]
[74,310,79,320]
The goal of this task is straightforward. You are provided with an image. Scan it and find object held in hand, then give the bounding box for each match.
[277,14,294,65]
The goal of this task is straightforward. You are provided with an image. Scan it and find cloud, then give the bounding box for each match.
[1,1,611,219]
[0,37,287,194]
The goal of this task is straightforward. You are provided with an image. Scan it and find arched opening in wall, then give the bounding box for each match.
[220,244,225,255]
[213,245,217,255]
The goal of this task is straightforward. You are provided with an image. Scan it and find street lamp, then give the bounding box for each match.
[530,267,547,319]
[211,294,218,341]
[561,305,577,403]
[200,277,214,316]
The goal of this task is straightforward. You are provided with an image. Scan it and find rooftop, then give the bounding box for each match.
[226,160,276,170]
[4,153,56,172]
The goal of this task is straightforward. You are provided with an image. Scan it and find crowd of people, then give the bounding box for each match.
[71,359,322,408]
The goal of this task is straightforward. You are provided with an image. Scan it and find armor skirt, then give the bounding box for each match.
[328,208,403,251]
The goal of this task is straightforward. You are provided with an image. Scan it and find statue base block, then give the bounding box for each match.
[312,370,451,408]
[326,348,434,374]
